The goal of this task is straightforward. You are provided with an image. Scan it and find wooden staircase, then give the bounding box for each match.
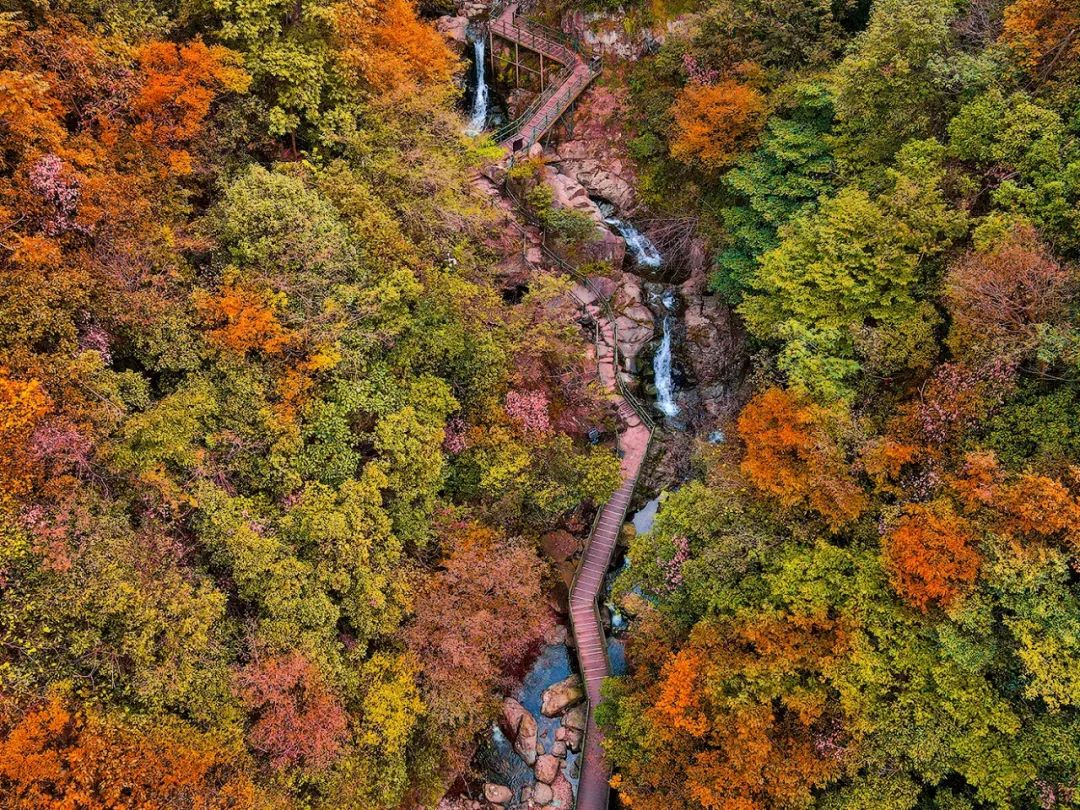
[488,4,601,152]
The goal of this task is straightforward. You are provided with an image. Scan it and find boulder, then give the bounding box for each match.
[551,740,567,757]
[614,307,655,365]
[483,783,512,805]
[540,530,578,563]
[565,727,583,753]
[499,698,538,766]
[434,15,469,48]
[540,675,585,717]
[562,704,587,731]
[533,782,554,804]
[535,753,560,784]
[543,622,568,646]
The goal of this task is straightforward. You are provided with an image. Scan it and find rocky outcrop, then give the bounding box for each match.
[435,15,469,49]
[540,675,585,717]
[678,260,749,424]
[555,140,636,212]
[499,698,538,766]
[541,165,625,267]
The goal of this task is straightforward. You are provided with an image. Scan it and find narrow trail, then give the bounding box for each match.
[567,284,652,810]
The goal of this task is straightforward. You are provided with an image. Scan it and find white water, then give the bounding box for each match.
[605,217,662,269]
[465,38,488,135]
[654,290,679,417]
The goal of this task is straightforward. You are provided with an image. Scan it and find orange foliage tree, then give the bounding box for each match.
[0,694,268,809]
[618,615,849,810]
[1001,0,1080,71]
[0,371,51,499]
[737,387,867,529]
[669,79,766,169]
[332,0,459,97]
[132,40,249,175]
[194,284,291,356]
[883,500,981,611]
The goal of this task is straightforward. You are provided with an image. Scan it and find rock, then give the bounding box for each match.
[533,782,554,804]
[499,698,538,766]
[543,622,568,646]
[434,15,469,48]
[555,726,567,742]
[536,740,545,755]
[550,771,574,808]
[562,704,587,731]
[483,783,512,805]
[528,141,545,160]
[540,675,585,717]
[535,753,560,784]
[565,727,583,753]
[520,785,533,805]
[552,740,567,757]
[540,530,578,563]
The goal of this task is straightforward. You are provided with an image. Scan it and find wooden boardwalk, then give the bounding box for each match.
[567,286,652,810]
[489,4,600,152]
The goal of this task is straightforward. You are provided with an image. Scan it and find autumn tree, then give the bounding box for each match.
[405,521,551,729]
[736,387,866,529]
[0,371,51,499]
[235,652,350,772]
[0,694,272,809]
[883,500,981,611]
[669,79,767,170]
[945,224,1073,362]
[1001,0,1080,75]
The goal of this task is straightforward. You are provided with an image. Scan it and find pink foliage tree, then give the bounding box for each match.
[505,390,551,437]
[235,651,349,771]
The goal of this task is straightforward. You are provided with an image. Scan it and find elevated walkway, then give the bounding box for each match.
[487,4,601,152]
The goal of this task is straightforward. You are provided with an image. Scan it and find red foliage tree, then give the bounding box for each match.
[405,520,551,730]
[235,652,349,772]
[883,500,981,611]
[945,225,1073,361]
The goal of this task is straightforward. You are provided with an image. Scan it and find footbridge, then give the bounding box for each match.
[486,4,601,152]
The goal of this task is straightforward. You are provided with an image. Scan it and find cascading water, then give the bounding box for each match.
[465,37,488,135]
[654,290,679,417]
[604,216,662,269]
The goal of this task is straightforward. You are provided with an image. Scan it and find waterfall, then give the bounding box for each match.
[465,37,488,135]
[654,290,679,417]
[605,216,663,269]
